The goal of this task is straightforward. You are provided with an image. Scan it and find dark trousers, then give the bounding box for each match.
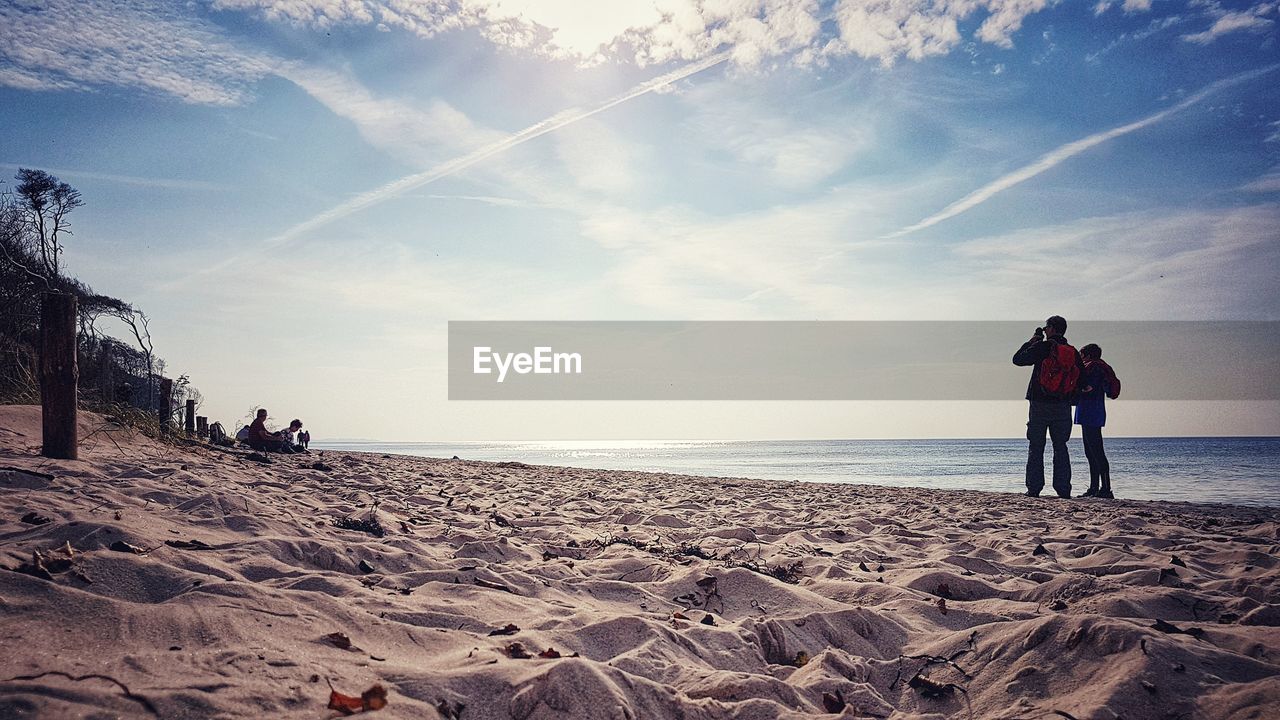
[1026,401,1072,497]
[1081,425,1110,490]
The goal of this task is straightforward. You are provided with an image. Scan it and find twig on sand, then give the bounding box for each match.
[1,671,160,716]
[891,630,978,710]
[474,577,518,594]
[78,422,128,458]
[616,563,667,582]
[715,541,802,583]
[0,466,55,481]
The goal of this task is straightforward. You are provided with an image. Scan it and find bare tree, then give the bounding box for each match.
[0,186,51,289]
[15,169,83,278]
[118,309,156,409]
[171,374,203,427]
[79,293,133,346]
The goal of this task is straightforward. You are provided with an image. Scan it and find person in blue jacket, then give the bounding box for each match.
[1075,343,1121,499]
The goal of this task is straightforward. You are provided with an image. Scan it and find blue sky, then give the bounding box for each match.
[2,0,1278,440]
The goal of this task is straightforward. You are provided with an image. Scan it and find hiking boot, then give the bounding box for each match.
[1024,491,1040,498]
[1096,489,1115,499]
[1080,487,1098,498]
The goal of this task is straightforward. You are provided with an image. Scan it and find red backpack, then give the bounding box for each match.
[1038,341,1080,398]
[1094,359,1121,400]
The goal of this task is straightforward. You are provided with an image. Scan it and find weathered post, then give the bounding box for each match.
[185,399,196,434]
[158,377,173,431]
[196,416,208,438]
[40,292,78,460]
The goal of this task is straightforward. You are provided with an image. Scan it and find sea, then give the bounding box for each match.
[313,437,1280,508]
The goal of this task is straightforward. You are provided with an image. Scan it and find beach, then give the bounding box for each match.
[2,405,1278,719]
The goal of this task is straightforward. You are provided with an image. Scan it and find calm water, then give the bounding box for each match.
[314,437,1280,507]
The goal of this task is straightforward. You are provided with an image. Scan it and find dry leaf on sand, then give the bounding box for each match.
[327,683,388,714]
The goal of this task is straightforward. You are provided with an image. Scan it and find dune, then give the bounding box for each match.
[1,405,1278,718]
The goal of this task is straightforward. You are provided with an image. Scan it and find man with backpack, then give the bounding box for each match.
[1012,316,1086,498]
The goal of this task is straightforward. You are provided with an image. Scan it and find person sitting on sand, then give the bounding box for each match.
[247,408,286,453]
[280,419,308,453]
[1013,316,1086,498]
[1075,343,1121,499]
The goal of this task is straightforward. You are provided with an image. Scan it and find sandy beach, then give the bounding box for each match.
[2,405,1278,719]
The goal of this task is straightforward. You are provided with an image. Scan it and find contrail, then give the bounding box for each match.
[168,51,731,287]
[267,51,729,250]
[886,63,1280,239]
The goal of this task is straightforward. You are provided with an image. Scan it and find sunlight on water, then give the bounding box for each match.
[316,437,1280,507]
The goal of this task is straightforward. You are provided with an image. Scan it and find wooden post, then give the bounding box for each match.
[40,293,78,460]
[158,377,173,431]
[185,399,196,434]
[196,416,208,438]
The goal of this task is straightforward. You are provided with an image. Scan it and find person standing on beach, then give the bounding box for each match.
[1075,344,1121,499]
[1012,316,1085,498]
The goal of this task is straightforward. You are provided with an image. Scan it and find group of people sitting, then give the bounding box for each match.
[236,408,310,453]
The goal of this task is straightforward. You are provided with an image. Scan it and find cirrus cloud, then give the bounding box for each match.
[0,0,271,105]
[1182,2,1277,44]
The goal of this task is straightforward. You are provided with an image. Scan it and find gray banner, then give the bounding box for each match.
[447,321,1279,400]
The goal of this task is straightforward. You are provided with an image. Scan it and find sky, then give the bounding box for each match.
[1,0,1278,441]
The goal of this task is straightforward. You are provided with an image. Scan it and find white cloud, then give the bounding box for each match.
[0,0,270,104]
[827,0,1056,62]
[1183,3,1277,44]
[0,0,1138,105]
[975,0,1050,48]
[949,205,1280,319]
[687,101,867,189]
[1085,14,1184,63]
[1094,0,1158,15]
[210,0,379,26]
[470,0,667,58]
[553,119,646,197]
[0,65,81,92]
[574,199,868,316]
[217,0,1060,67]
[829,0,964,63]
[739,129,861,188]
[277,63,504,165]
[1240,167,1280,193]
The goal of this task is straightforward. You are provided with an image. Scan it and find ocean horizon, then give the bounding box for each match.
[315,436,1280,508]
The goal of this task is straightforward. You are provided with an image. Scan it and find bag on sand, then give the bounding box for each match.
[235,425,250,442]
[209,422,233,447]
[1037,341,1080,398]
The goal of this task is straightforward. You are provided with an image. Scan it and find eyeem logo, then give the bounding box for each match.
[473,346,582,383]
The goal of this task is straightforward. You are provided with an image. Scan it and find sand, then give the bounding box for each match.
[1,405,1278,719]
